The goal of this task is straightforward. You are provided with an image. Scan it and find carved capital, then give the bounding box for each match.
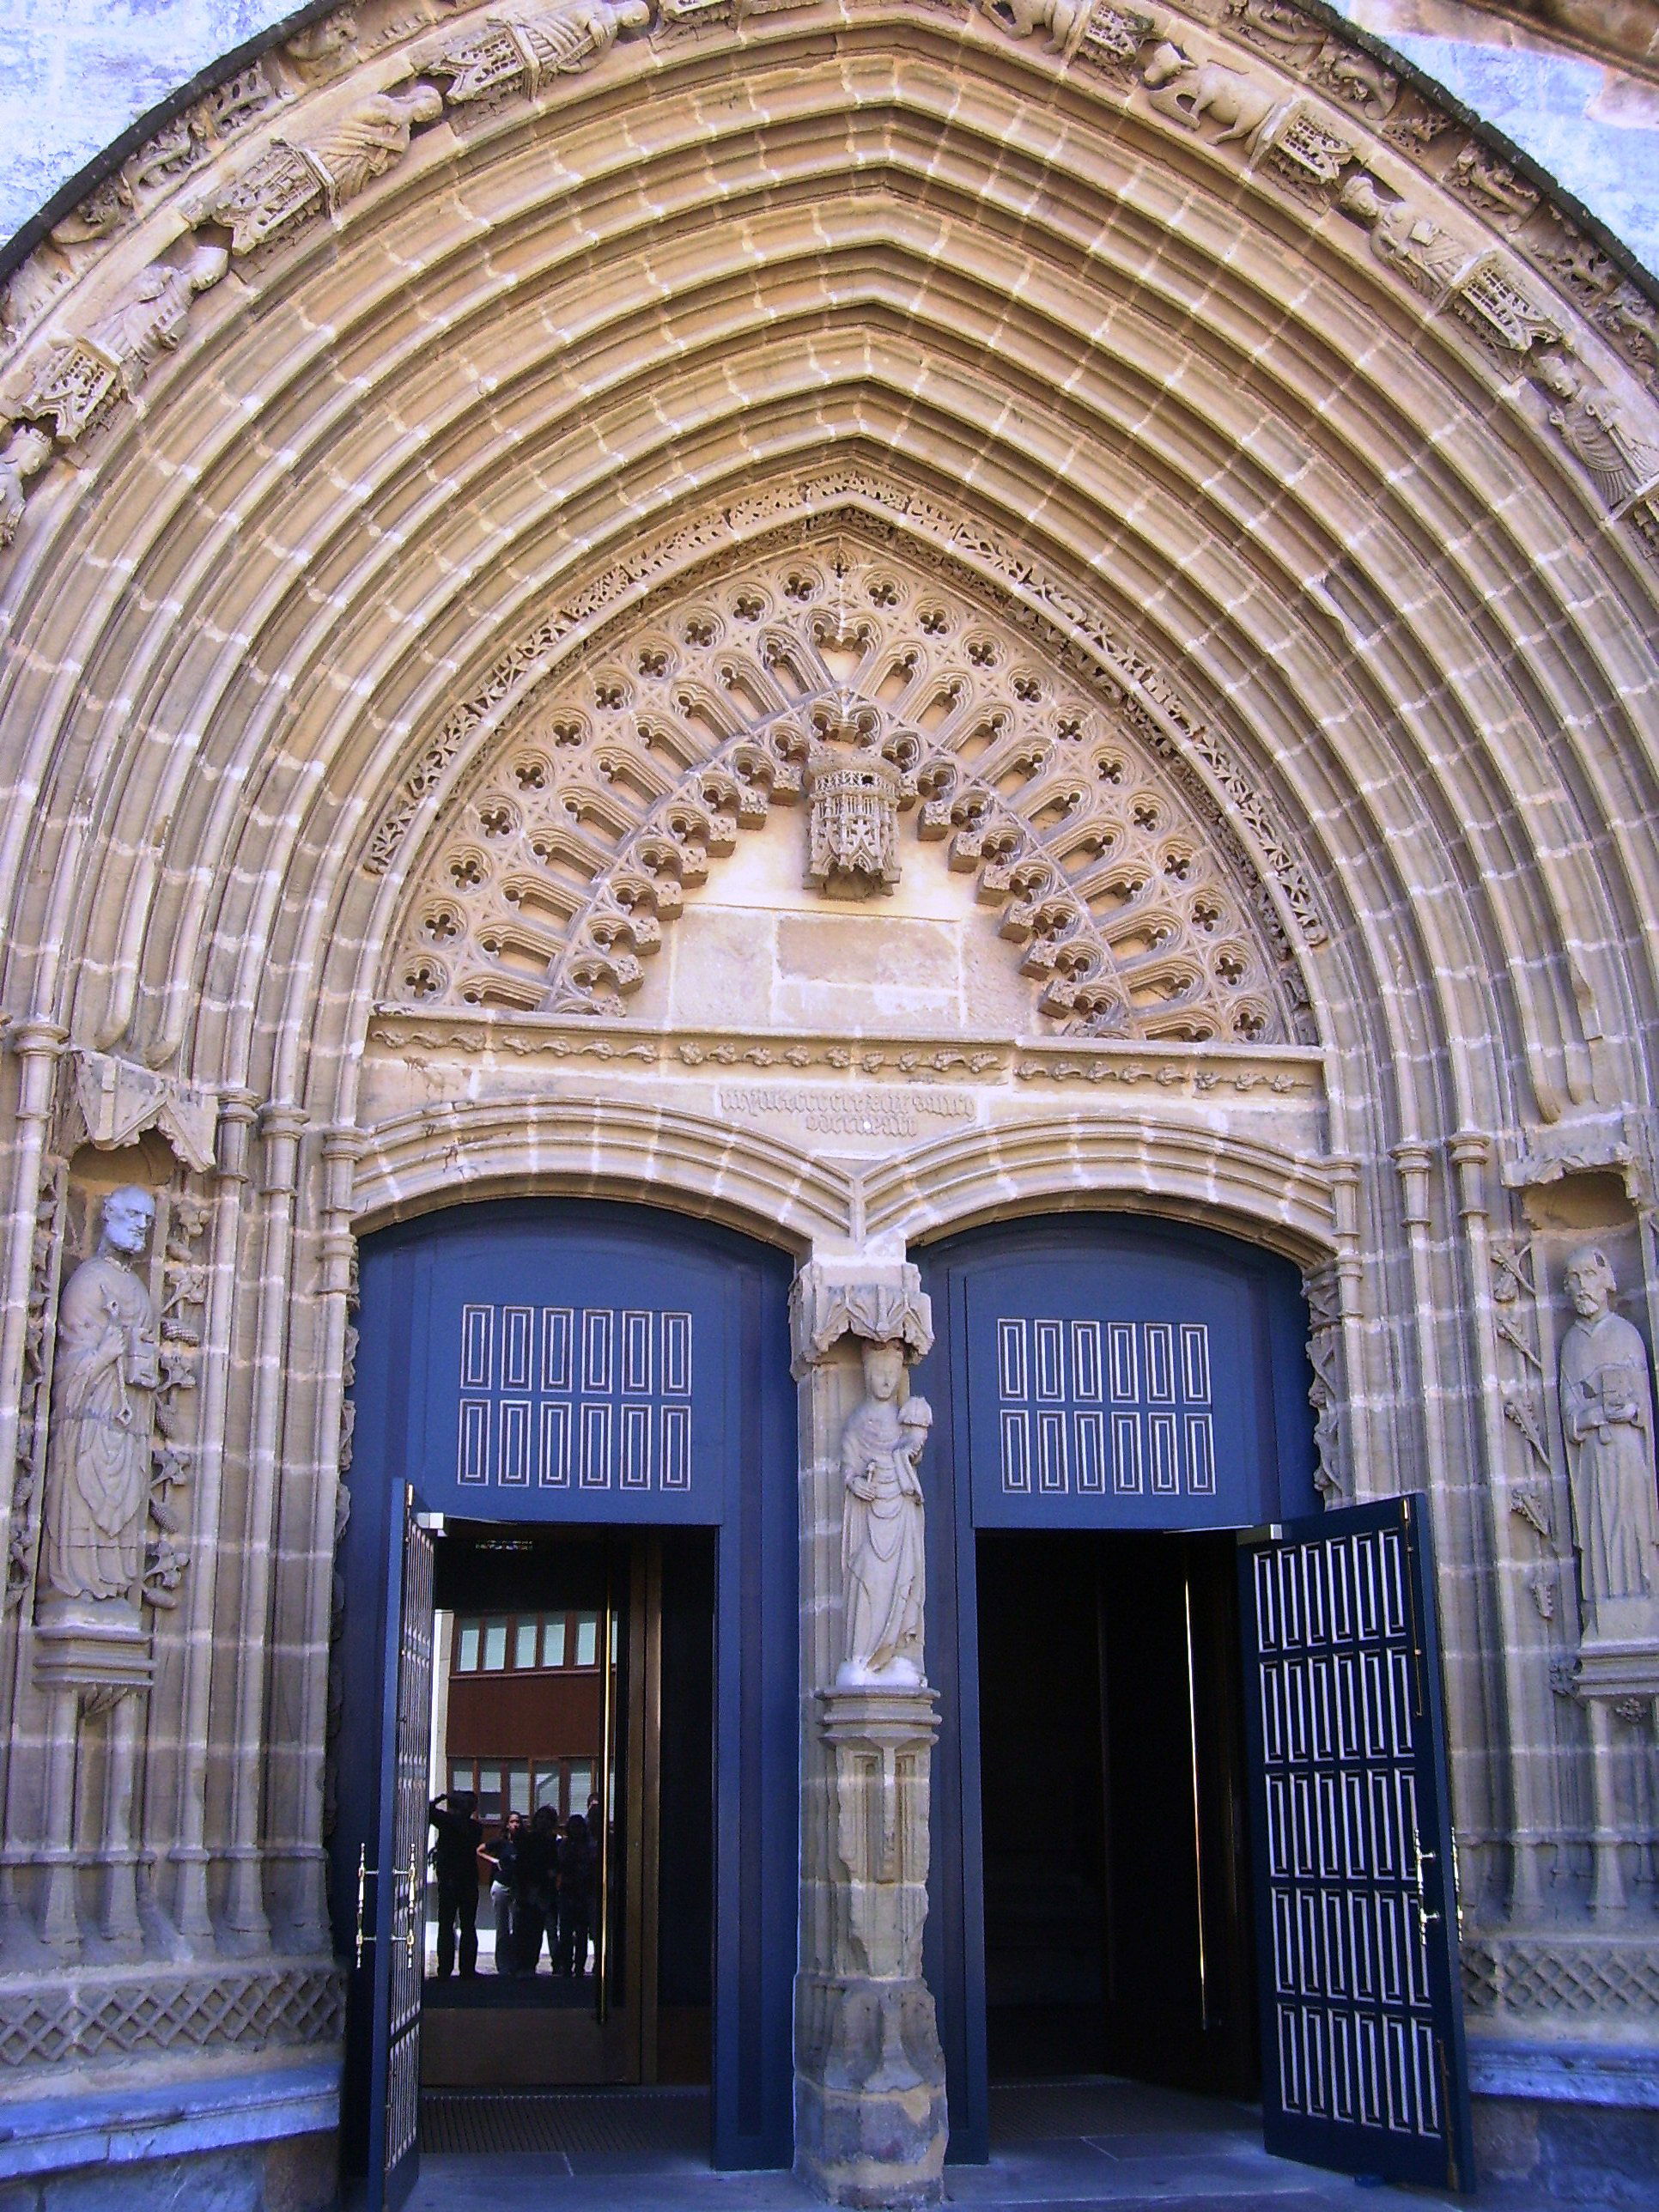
[790,1261,933,1376]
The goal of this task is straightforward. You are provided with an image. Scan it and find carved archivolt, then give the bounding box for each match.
[384,530,1313,1043]
[2,0,1656,564]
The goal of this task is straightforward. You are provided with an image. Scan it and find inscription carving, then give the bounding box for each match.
[720,1086,974,1139]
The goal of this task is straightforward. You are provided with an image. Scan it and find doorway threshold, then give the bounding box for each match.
[386,2075,1535,2212]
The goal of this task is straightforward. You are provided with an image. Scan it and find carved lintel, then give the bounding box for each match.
[790,1261,933,1376]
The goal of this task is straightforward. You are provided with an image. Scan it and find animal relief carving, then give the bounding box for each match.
[1140,40,1278,152]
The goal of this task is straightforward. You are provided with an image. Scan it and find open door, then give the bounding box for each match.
[1238,1496,1474,2191]
[365,1486,437,2212]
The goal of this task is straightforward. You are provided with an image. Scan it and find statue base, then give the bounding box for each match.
[795,1970,946,2207]
[798,1684,946,2207]
[1573,1634,1659,1703]
[33,1601,153,1696]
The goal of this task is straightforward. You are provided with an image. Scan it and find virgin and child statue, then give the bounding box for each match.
[837,1340,931,1689]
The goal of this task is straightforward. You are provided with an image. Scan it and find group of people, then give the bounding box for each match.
[428,1791,599,1980]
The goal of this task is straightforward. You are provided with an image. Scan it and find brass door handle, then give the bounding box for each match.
[355,1844,373,1968]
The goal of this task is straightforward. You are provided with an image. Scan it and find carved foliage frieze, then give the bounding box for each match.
[381,530,1315,1042]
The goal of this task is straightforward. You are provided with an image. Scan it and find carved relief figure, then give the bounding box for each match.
[85,245,230,386]
[1141,42,1277,149]
[980,0,1088,50]
[38,1188,159,1611]
[1337,175,1469,300]
[1534,353,1659,510]
[0,423,52,547]
[1559,1247,1659,1637]
[429,0,652,105]
[309,86,446,204]
[839,1342,931,1687]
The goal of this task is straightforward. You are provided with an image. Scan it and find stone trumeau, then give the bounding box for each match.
[0,1,1656,2209]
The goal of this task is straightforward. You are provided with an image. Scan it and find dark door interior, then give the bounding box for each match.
[420,1522,714,2092]
[976,1528,1256,2099]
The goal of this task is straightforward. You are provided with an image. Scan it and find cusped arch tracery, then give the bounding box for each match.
[384,528,1317,1045]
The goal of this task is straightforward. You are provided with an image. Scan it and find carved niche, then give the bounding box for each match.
[381,525,1314,1042]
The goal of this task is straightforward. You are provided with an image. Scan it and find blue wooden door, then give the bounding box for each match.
[362,1486,434,2212]
[1238,1497,1474,2191]
[919,1216,1316,2163]
[953,1232,1308,1533]
[333,1200,797,2176]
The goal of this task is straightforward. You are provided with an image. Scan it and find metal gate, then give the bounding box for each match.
[363,1485,436,2212]
[1238,1495,1474,2191]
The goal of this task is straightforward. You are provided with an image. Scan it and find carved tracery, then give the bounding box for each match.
[385,532,1313,1043]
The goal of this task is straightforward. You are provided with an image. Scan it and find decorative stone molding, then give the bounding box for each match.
[352,1092,854,1244]
[1504,1111,1659,1214]
[6,1157,65,1610]
[1304,1259,1346,1504]
[790,1263,933,1376]
[383,521,1315,1042]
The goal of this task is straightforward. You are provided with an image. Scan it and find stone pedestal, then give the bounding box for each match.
[796,1684,946,2209]
[1571,1637,1659,1917]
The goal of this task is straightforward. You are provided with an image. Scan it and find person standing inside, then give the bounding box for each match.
[558,1811,594,1978]
[513,1804,559,1975]
[479,1808,523,1975]
[428,1790,483,1979]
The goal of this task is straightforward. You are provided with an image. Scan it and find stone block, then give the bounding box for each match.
[40,2152,260,2212]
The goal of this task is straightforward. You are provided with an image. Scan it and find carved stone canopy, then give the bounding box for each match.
[382,524,1313,1043]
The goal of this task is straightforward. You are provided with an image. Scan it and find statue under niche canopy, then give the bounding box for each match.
[838,1339,931,1688]
[38,1186,159,1619]
[1559,1244,1659,1645]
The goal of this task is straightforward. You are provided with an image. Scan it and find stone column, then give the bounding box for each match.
[792,1259,947,2209]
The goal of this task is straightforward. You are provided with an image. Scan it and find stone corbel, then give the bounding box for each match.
[789,1261,933,1376]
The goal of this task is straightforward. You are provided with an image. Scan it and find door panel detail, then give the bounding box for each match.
[994,1315,1214,1500]
[455,1302,693,1495]
[1239,1497,1474,2191]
